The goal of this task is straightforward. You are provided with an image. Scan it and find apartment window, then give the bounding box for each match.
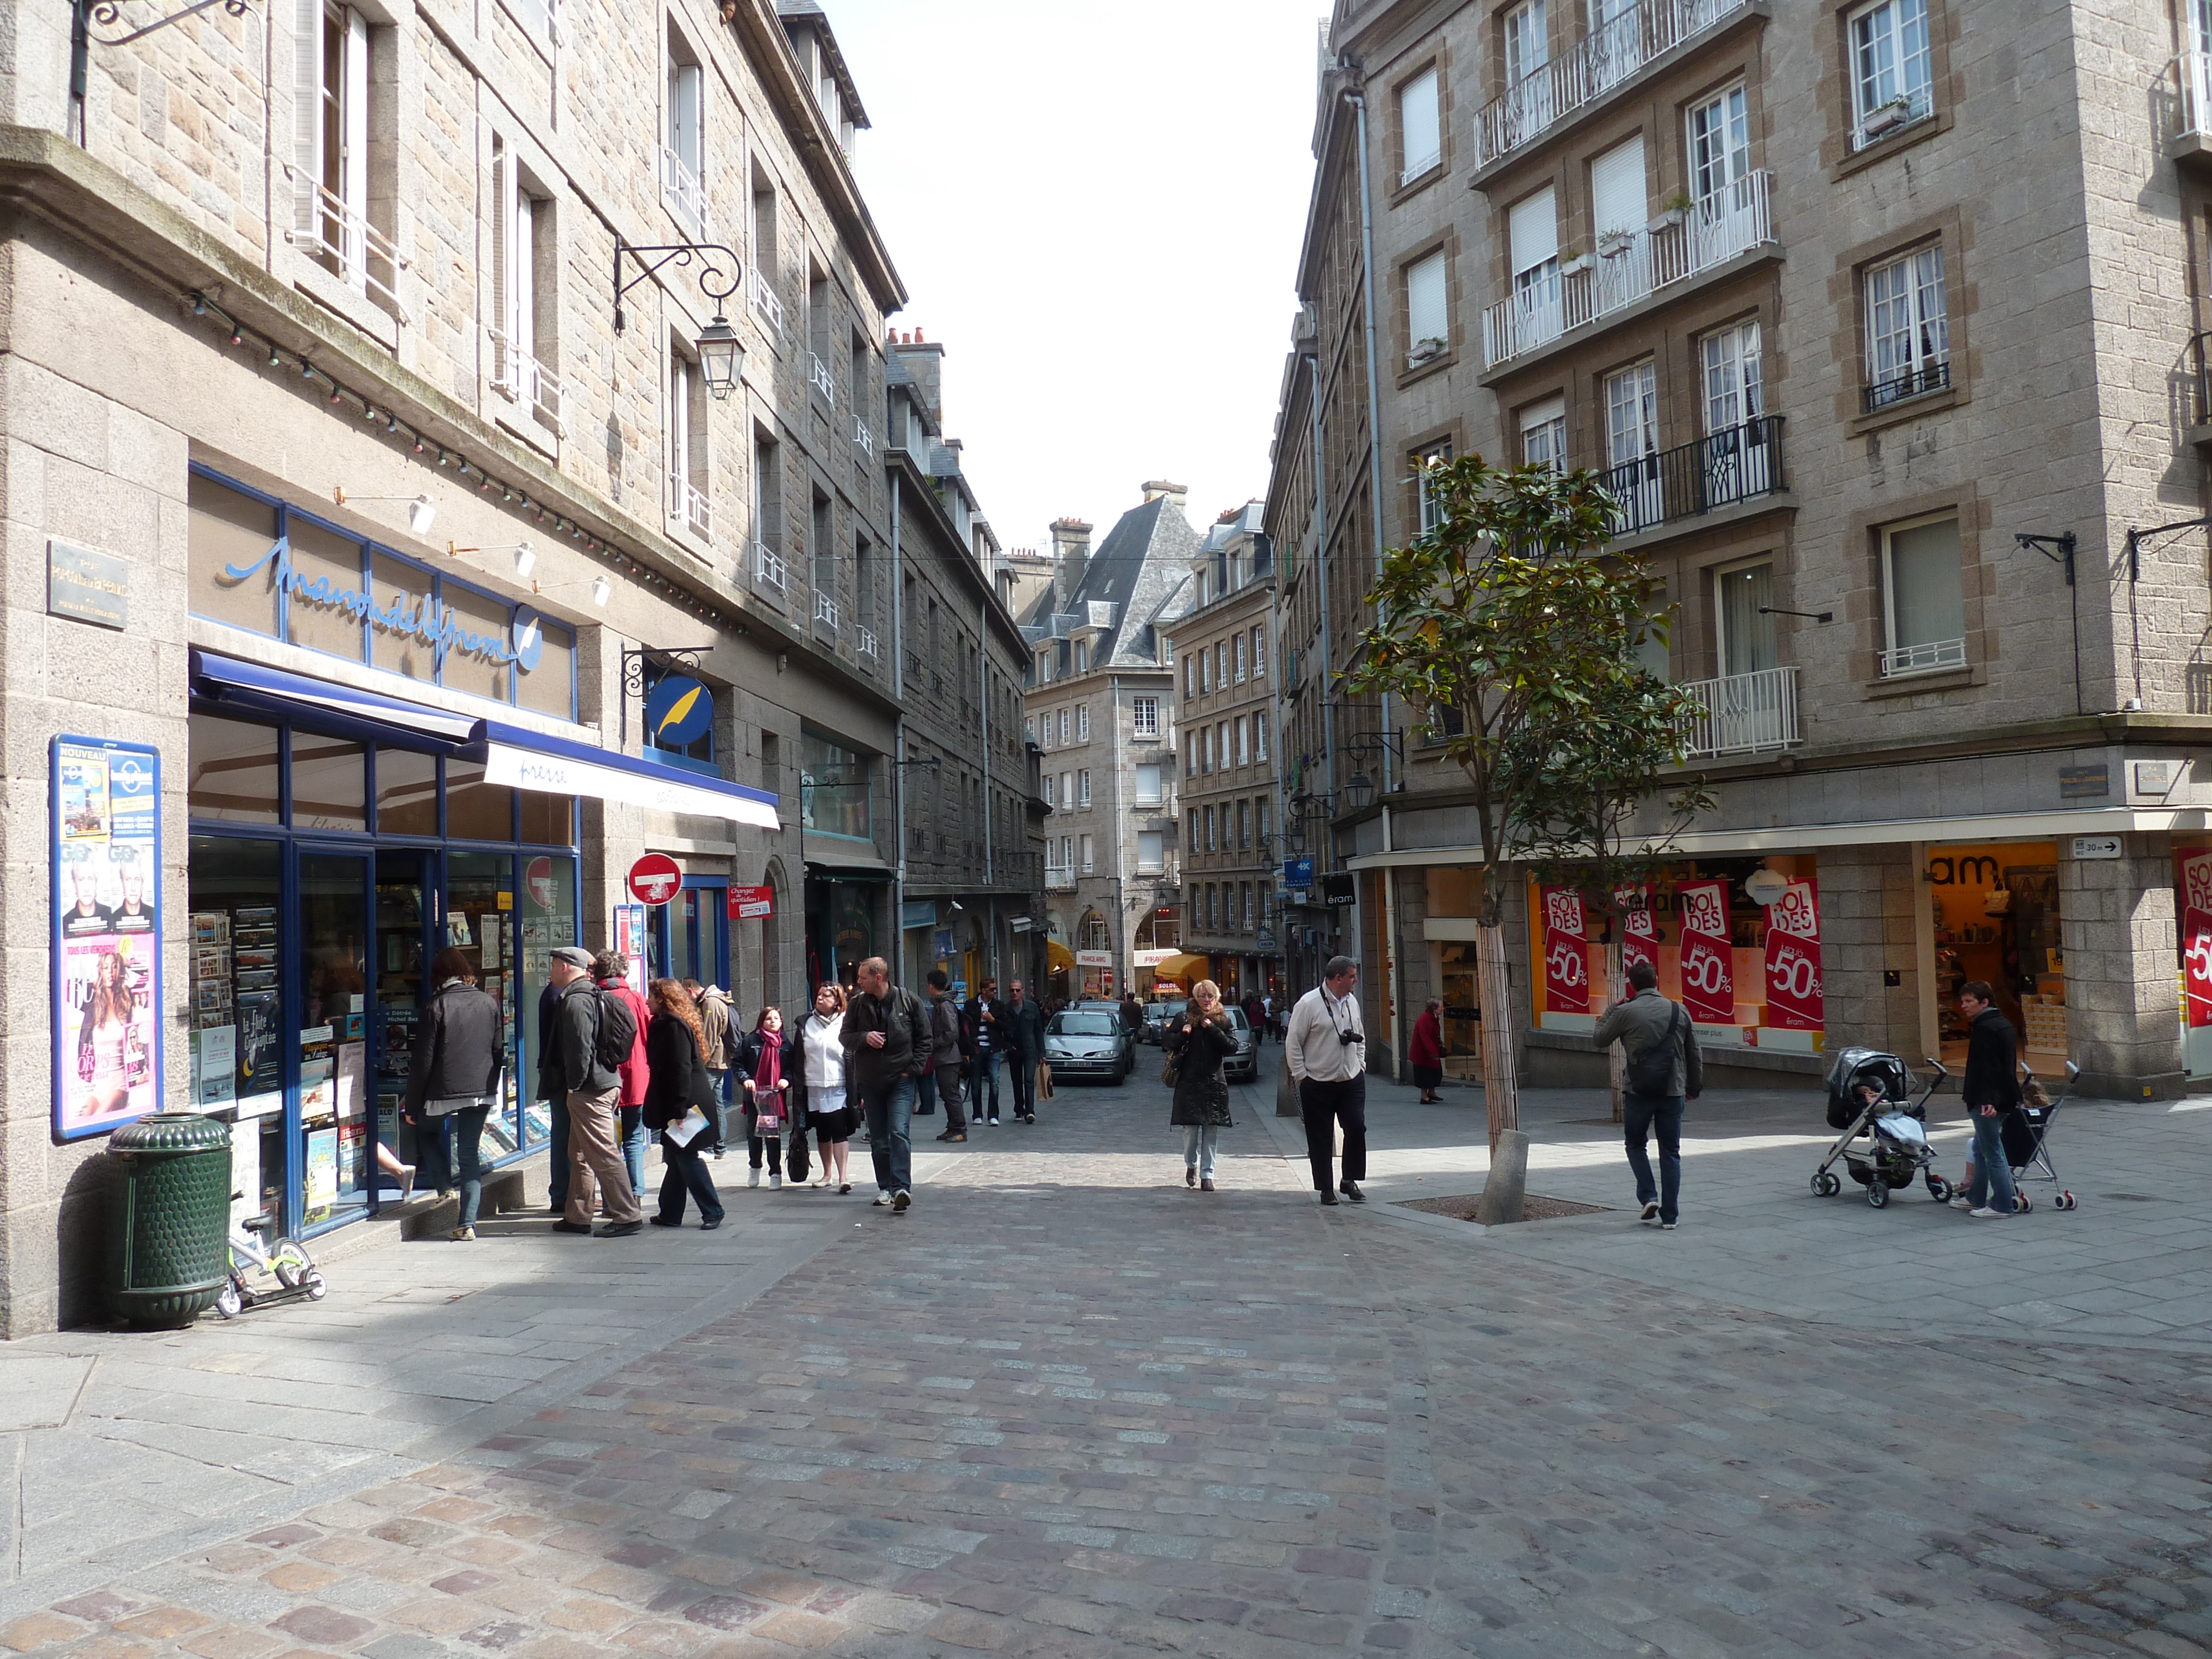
[293,1,375,293]
[1059,834,1072,869]
[1255,712,1269,763]
[1133,695,1160,737]
[1076,705,1091,742]
[1849,0,1933,150]
[1406,249,1449,367]
[1880,514,1966,675]
[752,432,782,586]
[1074,639,1091,674]
[1504,0,1550,97]
[1508,188,1560,340]
[1237,800,1250,849]
[1234,635,1247,684]
[1202,727,1214,774]
[1250,627,1266,679]
[1185,732,1197,777]
[1255,797,1271,846]
[1701,321,1763,436]
[1215,642,1228,688]
[1024,716,1035,745]
[1134,764,1162,806]
[1078,769,1092,807]
[750,174,779,316]
[1686,85,1750,204]
[1057,708,1069,745]
[1042,773,1056,808]
[1188,808,1200,852]
[1137,830,1164,874]
[663,32,706,238]
[489,142,557,429]
[1060,769,1072,807]
[1399,65,1442,184]
[1204,806,1217,852]
[1080,832,1095,874]
[1235,717,1250,768]
[1864,244,1949,409]
[1216,722,1230,774]
[808,493,836,621]
[1241,884,1254,929]
[1414,440,1453,535]
[1183,654,1196,699]
[1200,646,1213,695]
[667,346,709,539]
[1715,560,1778,677]
[1521,395,1567,471]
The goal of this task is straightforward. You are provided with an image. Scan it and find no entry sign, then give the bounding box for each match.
[627,853,683,906]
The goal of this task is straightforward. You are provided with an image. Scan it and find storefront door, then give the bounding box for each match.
[297,847,374,1233]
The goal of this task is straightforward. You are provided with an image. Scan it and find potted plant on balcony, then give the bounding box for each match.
[1597,226,1637,257]
[1655,191,1694,228]
[1406,336,1449,368]
[1861,93,1916,138]
[1558,243,1592,275]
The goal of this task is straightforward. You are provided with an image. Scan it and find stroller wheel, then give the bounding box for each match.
[2014,1193,2032,1214]
[1928,1176,1952,1202]
[1812,1171,1840,1197]
[2057,1191,2077,1211]
[1867,1180,1890,1209]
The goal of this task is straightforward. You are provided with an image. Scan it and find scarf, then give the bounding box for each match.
[753,1026,783,1096]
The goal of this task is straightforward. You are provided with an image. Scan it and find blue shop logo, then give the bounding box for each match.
[645,675,713,746]
[222,538,538,672]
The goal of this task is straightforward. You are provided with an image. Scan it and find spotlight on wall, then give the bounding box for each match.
[333,487,437,538]
[513,542,537,580]
[591,575,613,608]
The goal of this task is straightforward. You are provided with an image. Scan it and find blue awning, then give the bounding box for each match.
[192,650,481,741]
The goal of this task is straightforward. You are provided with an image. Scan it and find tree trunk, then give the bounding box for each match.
[1606,939,1626,1124]
[1473,920,1519,1153]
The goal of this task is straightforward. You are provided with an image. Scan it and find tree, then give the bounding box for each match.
[1342,455,1707,1151]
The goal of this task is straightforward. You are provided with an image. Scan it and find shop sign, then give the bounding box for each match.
[1133,948,1173,967]
[1743,868,1791,906]
[2072,836,2124,861]
[901,900,936,930]
[1539,886,1588,1014]
[220,536,544,673]
[2178,850,2212,1029]
[729,884,775,920]
[1615,884,1656,973]
[1284,857,1314,887]
[612,904,649,997]
[53,737,163,1142]
[1076,950,1114,967]
[1256,928,1276,950]
[1761,875,1824,1031]
[627,854,683,906]
[1322,873,1356,906]
[935,928,953,958]
[2058,764,2110,800]
[48,538,131,630]
[2136,761,2180,796]
[1676,879,1735,1025]
[645,676,714,747]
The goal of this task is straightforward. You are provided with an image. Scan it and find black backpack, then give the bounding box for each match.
[591,987,637,1077]
[1624,1004,1683,1095]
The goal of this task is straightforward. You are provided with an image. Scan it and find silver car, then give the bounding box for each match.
[1220,1006,1259,1082]
[1044,1009,1133,1085]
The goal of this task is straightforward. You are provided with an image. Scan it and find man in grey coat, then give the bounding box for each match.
[1592,958,1703,1230]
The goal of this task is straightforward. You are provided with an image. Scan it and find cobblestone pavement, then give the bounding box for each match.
[7,1077,2212,1658]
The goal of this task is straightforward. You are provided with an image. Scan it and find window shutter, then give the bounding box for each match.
[489,146,509,380]
[1509,186,1557,274]
[291,0,323,238]
[1589,134,1645,241]
[341,9,368,287]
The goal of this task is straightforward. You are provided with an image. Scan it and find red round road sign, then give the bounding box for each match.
[627,853,684,906]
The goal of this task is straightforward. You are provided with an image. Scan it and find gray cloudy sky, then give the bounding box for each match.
[828,2,1321,551]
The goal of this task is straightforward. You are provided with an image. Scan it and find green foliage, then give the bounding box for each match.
[1341,453,1709,924]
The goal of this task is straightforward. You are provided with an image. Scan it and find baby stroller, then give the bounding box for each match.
[1998,1059,2081,1212]
[1810,1048,1952,1209]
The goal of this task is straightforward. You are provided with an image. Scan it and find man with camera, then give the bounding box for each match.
[1285,956,1368,1205]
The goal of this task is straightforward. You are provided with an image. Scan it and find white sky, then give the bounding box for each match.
[828,2,1322,552]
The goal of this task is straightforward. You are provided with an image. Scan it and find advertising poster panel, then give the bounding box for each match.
[53,737,163,1141]
[1676,878,1735,1026]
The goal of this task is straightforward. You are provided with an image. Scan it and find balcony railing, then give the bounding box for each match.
[2176,50,2212,143]
[1472,0,1749,168]
[1851,86,1934,152]
[752,541,788,591]
[1678,666,1801,759]
[1482,170,1773,367]
[1864,357,1950,413]
[487,326,566,434]
[857,626,879,658]
[666,472,711,540]
[748,268,784,334]
[1045,865,1076,891]
[1880,637,1966,677]
[1598,416,1784,538]
[282,166,414,323]
[1399,145,1443,187]
[854,416,875,456]
[815,592,841,632]
[659,145,708,239]
[805,352,834,403]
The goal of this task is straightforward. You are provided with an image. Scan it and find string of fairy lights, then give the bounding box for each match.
[183,286,747,638]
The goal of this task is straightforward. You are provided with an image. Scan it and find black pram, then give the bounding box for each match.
[1810,1047,1953,1209]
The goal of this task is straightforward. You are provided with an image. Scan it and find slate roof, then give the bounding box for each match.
[1017,494,1200,674]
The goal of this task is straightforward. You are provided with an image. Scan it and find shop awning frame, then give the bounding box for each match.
[192,649,481,742]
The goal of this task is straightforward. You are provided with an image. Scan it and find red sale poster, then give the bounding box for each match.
[2178,850,2212,1029]
[1676,879,1735,1025]
[1541,885,1589,1015]
[1762,875,1825,1031]
[1616,885,1656,973]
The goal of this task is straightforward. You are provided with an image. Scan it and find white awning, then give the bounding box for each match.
[480,735,781,829]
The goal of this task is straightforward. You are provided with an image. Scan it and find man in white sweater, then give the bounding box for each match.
[1285,956,1368,1205]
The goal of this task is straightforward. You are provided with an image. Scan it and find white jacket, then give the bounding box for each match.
[801,1011,846,1090]
[1286,984,1366,1084]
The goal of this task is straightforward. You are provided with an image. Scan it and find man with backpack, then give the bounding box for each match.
[843,956,930,1211]
[1594,958,1703,1230]
[542,945,643,1237]
[593,952,653,1199]
[925,969,969,1142]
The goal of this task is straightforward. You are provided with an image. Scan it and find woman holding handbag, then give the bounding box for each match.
[797,983,855,1192]
[1164,978,1238,1192]
[733,1005,794,1189]
[1408,998,1446,1104]
[405,947,503,1241]
[644,978,725,1229]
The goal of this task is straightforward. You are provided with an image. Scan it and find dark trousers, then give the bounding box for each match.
[915,1067,937,1117]
[936,1062,967,1133]
[545,1093,571,1207]
[972,1051,1002,1119]
[658,1133,726,1224]
[863,1075,916,1194]
[1009,1051,1036,1118]
[418,1107,489,1226]
[1623,1092,1684,1224]
[1299,1074,1367,1191]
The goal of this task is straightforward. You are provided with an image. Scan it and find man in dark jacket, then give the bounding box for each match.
[1958,980,2020,1217]
[843,956,927,1210]
[926,969,968,1142]
[1592,959,1703,1230]
[407,947,503,1240]
[963,979,1009,1125]
[547,946,643,1237]
[536,979,570,1214]
[1004,979,1047,1125]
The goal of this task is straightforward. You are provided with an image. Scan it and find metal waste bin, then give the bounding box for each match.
[106,1113,233,1326]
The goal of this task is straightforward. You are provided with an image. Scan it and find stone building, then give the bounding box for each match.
[1164,504,1286,1004]
[1269,0,2212,1100]
[0,0,1010,1333]
[883,335,1046,992]
[1022,488,1198,1001]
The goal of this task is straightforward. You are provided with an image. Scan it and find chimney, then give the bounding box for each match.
[1050,516,1093,604]
[1142,479,1190,509]
[890,333,948,428]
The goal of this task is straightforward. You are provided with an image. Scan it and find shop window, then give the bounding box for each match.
[375,747,439,837]
[517,616,575,721]
[189,715,281,825]
[445,759,517,842]
[290,735,367,832]
[519,789,576,846]
[190,474,280,636]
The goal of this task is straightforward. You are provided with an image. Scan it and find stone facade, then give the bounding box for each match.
[1272,0,2212,1099]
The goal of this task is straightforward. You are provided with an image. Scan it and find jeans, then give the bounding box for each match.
[564,1086,640,1225]
[1623,1092,1684,1224]
[659,1133,725,1224]
[1009,1051,1036,1118]
[706,1069,729,1150]
[916,1067,937,1117]
[1967,1110,2018,1213]
[863,1074,916,1194]
[1298,1075,1367,1191]
[972,1050,1002,1119]
[419,1107,489,1227]
[545,1093,571,1208]
[936,1062,967,1133]
[1182,1123,1219,1179]
[619,1105,648,1201]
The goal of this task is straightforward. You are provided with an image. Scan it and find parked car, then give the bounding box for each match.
[1220,1006,1259,1083]
[1139,999,1187,1045]
[1044,1008,1135,1085]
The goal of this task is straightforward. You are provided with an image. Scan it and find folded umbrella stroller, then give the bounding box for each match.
[1811,1047,1953,1210]
[1997,1059,2080,1212]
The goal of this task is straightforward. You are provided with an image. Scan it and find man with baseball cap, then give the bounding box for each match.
[539,945,643,1237]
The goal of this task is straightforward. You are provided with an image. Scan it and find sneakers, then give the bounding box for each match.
[1640,1201,1661,1223]
[1339,1181,1365,1204]
[596,1220,644,1238]
[1660,1221,1678,1230]
[449,1225,476,1242]
[988,1117,1001,1126]
[873,1191,891,1207]
[893,1190,911,1213]
[1024,1114,1036,1124]
[1949,1196,1974,1210]
[748,1168,761,1188]
[397,1164,418,1202]
[1968,1206,2012,1218]
[769,1172,782,1190]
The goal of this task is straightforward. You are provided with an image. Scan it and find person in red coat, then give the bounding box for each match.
[1408,998,1446,1103]
[593,951,654,1199]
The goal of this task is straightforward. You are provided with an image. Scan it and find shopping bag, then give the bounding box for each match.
[1036,1062,1055,1101]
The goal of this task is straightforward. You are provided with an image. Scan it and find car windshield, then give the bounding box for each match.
[1147,1002,1186,1022]
[1222,1008,1250,1031]
[1049,1013,1119,1036]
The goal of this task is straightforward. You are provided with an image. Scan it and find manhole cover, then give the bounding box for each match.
[2100,1192,2161,1202]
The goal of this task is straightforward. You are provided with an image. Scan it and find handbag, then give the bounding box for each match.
[1036,1061,1054,1101]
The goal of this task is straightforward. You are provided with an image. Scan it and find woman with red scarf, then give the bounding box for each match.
[734,1005,794,1190]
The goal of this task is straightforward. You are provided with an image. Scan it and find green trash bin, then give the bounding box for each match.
[106,1113,233,1326]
